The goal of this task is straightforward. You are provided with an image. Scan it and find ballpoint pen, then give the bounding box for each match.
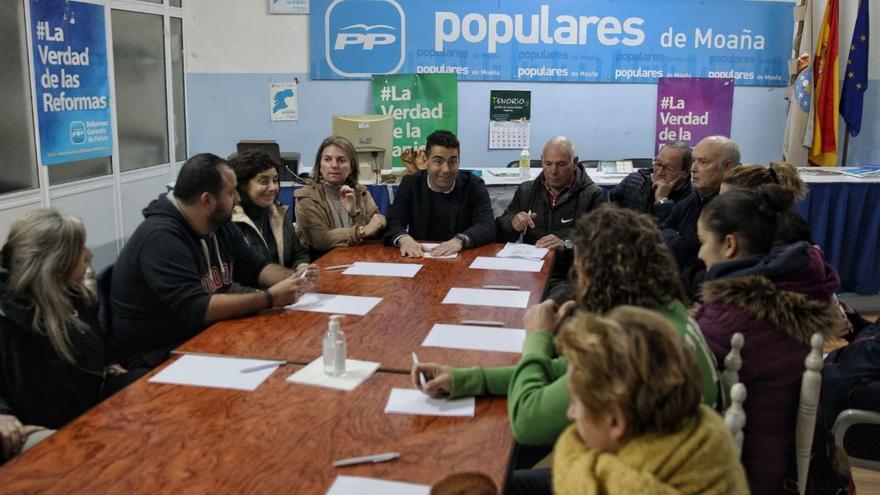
[412,352,427,387]
[239,362,284,374]
[332,452,400,467]
[483,285,521,290]
[459,320,505,327]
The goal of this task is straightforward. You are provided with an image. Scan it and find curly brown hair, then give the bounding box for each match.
[556,306,703,438]
[571,203,685,311]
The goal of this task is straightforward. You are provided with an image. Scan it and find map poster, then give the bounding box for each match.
[654,77,733,153]
[489,90,531,150]
[371,73,457,167]
[30,0,112,166]
[270,81,299,121]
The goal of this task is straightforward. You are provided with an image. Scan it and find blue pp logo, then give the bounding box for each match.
[69,121,86,145]
[325,0,405,77]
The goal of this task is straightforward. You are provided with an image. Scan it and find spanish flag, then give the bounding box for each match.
[810,0,839,167]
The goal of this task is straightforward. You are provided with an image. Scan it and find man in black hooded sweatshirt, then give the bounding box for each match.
[111,153,314,368]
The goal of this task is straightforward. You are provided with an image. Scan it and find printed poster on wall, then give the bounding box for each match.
[654,77,734,154]
[270,81,299,121]
[372,73,457,167]
[270,0,308,14]
[30,0,112,166]
[310,0,791,86]
[489,90,531,150]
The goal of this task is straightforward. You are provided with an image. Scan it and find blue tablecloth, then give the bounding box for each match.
[279,180,880,295]
[794,182,880,294]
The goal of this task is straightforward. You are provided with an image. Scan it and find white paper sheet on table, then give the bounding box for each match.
[286,357,379,391]
[495,242,549,260]
[384,388,475,417]
[470,256,543,273]
[148,354,282,391]
[419,243,457,259]
[325,476,430,495]
[442,287,531,309]
[422,324,526,353]
[286,293,382,316]
[342,262,423,278]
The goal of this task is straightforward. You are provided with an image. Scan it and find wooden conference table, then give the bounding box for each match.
[179,243,554,372]
[0,243,555,493]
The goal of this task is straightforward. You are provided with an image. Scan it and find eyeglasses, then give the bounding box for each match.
[652,160,682,174]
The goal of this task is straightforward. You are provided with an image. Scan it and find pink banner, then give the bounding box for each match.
[654,77,734,153]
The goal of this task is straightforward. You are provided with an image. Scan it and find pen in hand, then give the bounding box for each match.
[412,352,427,388]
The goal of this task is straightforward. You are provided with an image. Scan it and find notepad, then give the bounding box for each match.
[442,287,531,309]
[419,243,457,259]
[422,323,526,353]
[286,293,382,316]
[325,476,430,495]
[149,355,281,391]
[384,388,475,417]
[495,242,549,260]
[342,262,423,278]
[286,357,380,391]
[470,256,543,273]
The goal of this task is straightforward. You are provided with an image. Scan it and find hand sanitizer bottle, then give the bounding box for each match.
[323,314,346,376]
[518,149,530,180]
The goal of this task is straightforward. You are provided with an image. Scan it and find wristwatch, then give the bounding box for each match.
[655,197,670,205]
[454,233,471,248]
[563,239,574,250]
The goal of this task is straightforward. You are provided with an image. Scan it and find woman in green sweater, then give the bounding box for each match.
[412,204,720,447]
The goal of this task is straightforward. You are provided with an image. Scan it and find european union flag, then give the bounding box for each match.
[840,0,869,137]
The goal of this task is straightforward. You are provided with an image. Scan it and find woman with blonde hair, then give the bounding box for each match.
[0,209,141,461]
[294,136,386,255]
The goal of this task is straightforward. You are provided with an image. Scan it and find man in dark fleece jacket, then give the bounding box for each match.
[496,136,606,300]
[659,135,740,270]
[111,154,314,368]
[385,130,495,257]
[609,140,692,222]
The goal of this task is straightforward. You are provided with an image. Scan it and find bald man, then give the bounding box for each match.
[659,135,740,270]
[496,137,606,301]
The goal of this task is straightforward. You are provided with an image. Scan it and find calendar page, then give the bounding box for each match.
[489,121,530,150]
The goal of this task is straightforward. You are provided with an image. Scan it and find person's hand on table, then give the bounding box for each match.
[398,236,424,257]
[339,185,357,215]
[294,263,320,291]
[535,234,565,251]
[511,211,536,232]
[268,275,310,307]
[0,414,45,460]
[523,299,577,336]
[411,362,452,398]
[428,238,464,257]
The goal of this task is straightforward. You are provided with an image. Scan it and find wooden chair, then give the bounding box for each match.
[724,382,747,458]
[795,333,824,495]
[832,409,880,470]
[720,332,744,408]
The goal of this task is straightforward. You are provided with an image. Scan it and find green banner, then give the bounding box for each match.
[372,73,457,167]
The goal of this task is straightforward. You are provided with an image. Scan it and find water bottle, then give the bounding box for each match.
[518,149,530,180]
[322,315,347,376]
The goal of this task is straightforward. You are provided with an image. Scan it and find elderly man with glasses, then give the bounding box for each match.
[609,141,692,222]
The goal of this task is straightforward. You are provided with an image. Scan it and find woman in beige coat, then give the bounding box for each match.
[294,136,386,255]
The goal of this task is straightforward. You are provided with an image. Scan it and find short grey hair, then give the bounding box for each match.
[660,141,693,172]
[543,136,577,162]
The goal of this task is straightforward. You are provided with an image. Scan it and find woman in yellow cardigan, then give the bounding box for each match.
[553,306,748,495]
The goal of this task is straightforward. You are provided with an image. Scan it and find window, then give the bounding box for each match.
[171,17,187,161]
[111,10,169,172]
[0,0,39,194]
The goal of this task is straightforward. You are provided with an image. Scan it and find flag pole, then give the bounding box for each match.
[841,127,850,166]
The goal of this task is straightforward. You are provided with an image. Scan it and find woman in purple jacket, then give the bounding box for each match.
[694,184,844,495]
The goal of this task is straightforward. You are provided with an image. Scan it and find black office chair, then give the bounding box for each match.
[624,158,654,169]
[236,140,305,182]
[505,159,543,168]
[577,160,601,168]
